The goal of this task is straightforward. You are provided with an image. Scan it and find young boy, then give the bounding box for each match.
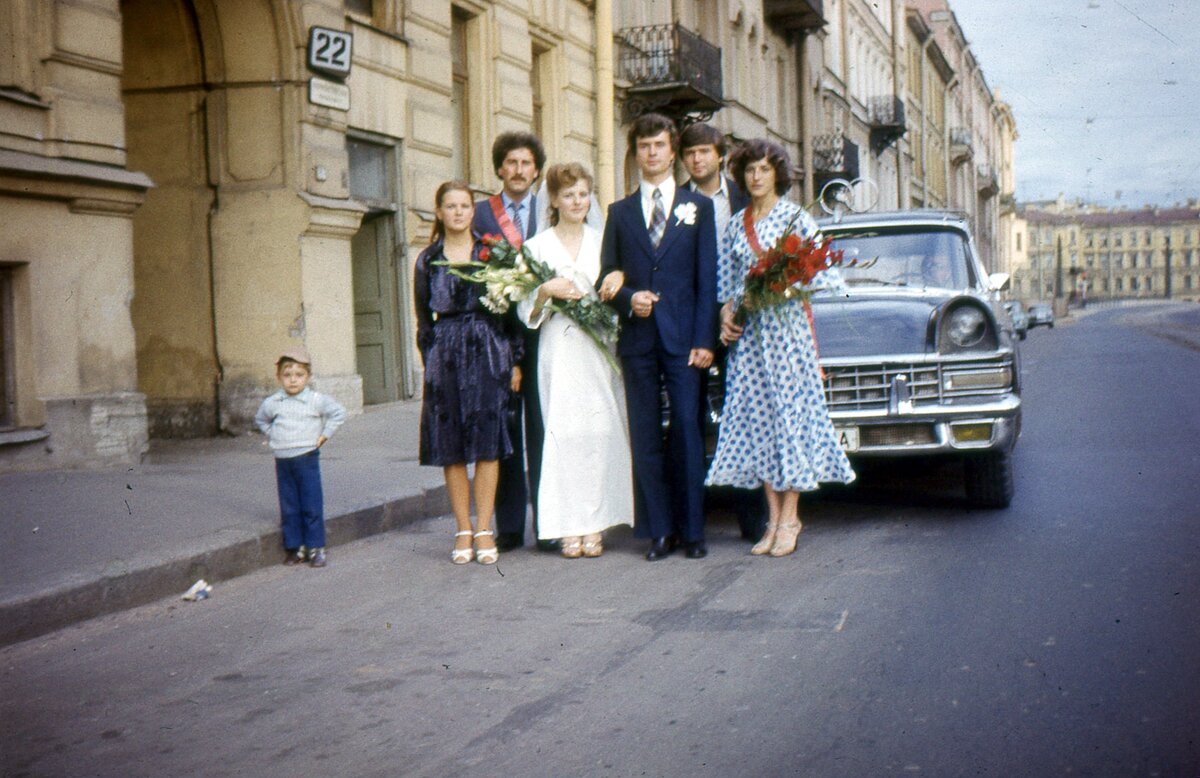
[255,346,347,567]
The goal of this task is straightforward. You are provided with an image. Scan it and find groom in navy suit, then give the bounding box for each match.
[599,113,718,560]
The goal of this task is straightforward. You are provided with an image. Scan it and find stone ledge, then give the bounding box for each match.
[0,428,50,447]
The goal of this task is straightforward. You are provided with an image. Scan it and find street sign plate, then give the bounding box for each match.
[309,77,350,111]
[836,426,860,452]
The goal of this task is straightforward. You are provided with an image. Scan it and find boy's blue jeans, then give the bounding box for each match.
[275,449,325,550]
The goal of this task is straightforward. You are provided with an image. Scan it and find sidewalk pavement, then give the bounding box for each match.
[0,400,449,646]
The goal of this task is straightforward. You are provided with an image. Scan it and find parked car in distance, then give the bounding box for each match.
[1005,300,1029,340]
[1027,302,1055,329]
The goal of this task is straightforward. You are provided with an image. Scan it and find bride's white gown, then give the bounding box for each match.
[518,225,633,539]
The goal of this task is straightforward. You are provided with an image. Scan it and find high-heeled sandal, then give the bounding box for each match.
[770,520,802,557]
[560,536,583,559]
[474,529,499,565]
[451,530,474,565]
[751,522,778,555]
[581,534,603,558]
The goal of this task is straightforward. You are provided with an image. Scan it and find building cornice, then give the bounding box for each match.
[0,148,153,216]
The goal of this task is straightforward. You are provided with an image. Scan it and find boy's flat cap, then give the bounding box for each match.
[277,346,312,366]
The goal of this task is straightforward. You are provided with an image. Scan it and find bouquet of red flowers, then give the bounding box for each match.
[732,219,847,325]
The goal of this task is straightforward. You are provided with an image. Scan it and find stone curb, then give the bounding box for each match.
[0,485,449,647]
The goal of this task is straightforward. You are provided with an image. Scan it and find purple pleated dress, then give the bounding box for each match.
[414,240,522,466]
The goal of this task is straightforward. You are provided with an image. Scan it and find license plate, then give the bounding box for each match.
[836,426,859,452]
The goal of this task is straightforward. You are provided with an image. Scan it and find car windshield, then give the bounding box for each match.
[826,229,974,290]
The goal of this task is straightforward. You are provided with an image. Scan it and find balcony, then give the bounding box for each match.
[764,0,826,33]
[977,163,999,198]
[867,95,906,154]
[617,24,723,122]
[949,128,973,165]
[812,133,860,189]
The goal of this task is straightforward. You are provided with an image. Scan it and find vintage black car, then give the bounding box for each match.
[706,210,1022,508]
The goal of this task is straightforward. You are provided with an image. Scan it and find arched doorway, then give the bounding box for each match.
[122,0,299,436]
[122,0,218,437]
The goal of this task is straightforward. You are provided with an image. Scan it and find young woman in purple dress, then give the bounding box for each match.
[414,181,524,565]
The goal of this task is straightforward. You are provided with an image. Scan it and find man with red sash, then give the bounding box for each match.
[472,132,553,552]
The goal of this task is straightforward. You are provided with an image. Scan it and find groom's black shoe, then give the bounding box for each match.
[645,537,674,561]
[683,541,707,559]
[496,533,524,552]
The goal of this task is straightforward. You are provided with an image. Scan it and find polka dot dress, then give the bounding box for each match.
[705,200,856,492]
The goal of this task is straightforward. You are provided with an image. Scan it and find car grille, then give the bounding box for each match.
[823,359,1012,411]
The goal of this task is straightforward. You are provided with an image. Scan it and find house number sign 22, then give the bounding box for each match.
[307,27,352,78]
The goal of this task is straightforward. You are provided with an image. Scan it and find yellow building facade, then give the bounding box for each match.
[1,0,1013,470]
[1014,199,1200,303]
[1,0,598,469]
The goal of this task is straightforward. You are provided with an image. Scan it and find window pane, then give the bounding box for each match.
[348,139,390,202]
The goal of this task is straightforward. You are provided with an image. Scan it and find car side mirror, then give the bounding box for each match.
[987,272,1011,292]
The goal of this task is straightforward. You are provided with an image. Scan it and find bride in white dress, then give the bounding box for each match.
[518,163,633,558]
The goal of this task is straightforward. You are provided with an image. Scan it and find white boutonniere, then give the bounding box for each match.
[674,202,697,226]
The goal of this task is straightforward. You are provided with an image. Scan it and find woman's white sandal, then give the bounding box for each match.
[474,529,499,565]
[451,530,475,565]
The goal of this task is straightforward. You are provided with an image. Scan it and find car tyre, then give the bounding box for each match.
[1019,331,1026,340]
[964,450,1014,508]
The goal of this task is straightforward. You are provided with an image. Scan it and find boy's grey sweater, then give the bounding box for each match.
[254,387,348,459]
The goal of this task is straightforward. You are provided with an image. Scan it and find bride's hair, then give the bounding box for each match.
[543,163,594,226]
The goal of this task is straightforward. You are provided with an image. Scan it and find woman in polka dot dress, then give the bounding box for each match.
[705,139,856,557]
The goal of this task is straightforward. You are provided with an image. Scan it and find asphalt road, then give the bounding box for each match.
[4,303,1199,778]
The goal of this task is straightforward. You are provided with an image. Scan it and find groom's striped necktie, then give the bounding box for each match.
[649,187,666,248]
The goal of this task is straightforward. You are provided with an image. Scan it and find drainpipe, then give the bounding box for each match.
[891,0,903,207]
[796,30,813,205]
[595,0,616,209]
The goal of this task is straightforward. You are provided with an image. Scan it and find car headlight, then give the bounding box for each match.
[945,306,987,347]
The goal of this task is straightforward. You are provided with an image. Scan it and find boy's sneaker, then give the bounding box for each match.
[309,548,327,568]
[284,548,307,566]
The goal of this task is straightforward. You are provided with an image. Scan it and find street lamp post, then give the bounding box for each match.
[1055,235,1065,314]
[1164,234,1173,300]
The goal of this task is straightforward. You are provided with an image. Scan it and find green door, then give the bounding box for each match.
[352,213,401,405]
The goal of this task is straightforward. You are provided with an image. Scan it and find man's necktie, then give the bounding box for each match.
[510,201,526,239]
[649,188,666,248]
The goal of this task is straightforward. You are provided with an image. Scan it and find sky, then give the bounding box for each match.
[943,0,1200,208]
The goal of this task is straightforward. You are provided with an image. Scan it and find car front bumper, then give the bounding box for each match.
[828,394,1021,456]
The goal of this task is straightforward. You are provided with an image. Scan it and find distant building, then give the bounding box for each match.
[1013,197,1200,303]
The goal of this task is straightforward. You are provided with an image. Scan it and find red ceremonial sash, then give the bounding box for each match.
[489,195,524,248]
[743,207,823,375]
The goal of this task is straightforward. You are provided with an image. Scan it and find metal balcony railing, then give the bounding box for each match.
[617,24,723,120]
[813,133,859,179]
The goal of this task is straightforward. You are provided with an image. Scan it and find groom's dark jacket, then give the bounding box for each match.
[599,187,718,358]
